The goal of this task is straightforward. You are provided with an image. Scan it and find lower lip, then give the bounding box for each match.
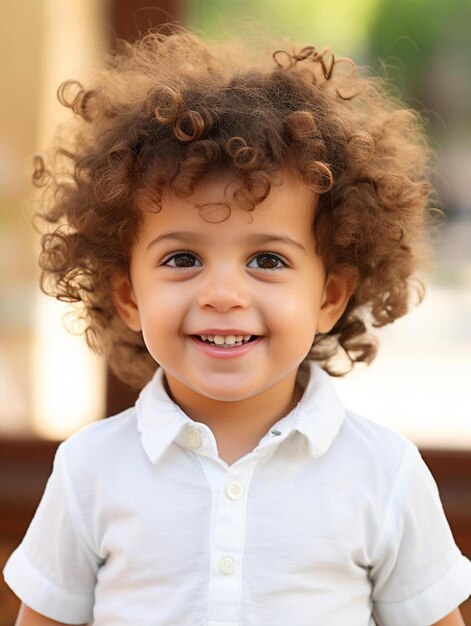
[189,336,263,359]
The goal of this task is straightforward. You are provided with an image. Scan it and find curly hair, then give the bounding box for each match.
[34,26,434,389]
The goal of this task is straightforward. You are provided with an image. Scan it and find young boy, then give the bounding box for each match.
[4,27,471,626]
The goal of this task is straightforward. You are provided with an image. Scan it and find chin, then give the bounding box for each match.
[195,385,255,403]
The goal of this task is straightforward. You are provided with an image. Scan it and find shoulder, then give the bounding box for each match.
[331,410,421,489]
[62,406,138,451]
[341,410,412,455]
[55,407,144,482]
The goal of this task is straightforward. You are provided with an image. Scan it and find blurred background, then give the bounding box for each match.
[0,0,470,621]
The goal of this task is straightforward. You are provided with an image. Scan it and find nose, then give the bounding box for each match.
[197,265,251,312]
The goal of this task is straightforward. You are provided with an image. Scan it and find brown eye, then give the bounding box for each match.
[163,252,201,268]
[248,253,286,270]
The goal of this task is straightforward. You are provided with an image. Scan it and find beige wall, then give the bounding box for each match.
[0,1,109,437]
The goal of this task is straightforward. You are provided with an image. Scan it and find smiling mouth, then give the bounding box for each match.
[191,334,259,348]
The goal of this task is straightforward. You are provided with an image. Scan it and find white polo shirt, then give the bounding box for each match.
[4,361,471,626]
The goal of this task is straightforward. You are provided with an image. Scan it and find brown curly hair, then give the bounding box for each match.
[34,26,434,389]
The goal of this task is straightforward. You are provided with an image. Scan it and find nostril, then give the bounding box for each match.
[196,283,252,311]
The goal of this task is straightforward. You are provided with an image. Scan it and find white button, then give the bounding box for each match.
[186,428,202,449]
[218,555,235,575]
[225,482,243,500]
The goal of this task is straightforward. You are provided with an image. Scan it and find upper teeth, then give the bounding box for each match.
[199,334,252,345]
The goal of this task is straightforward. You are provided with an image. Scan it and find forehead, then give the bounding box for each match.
[139,170,318,244]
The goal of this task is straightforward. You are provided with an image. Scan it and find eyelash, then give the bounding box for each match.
[160,250,289,270]
[160,251,199,269]
[248,252,289,270]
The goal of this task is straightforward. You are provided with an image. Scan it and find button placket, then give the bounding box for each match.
[207,457,258,622]
[225,482,243,500]
[218,555,236,575]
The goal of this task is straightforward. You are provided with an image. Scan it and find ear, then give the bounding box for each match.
[112,273,142,332]
[316,272,355,334]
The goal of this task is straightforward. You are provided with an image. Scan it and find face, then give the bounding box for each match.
[114,170,351,411]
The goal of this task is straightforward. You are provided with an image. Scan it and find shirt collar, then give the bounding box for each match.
[291,360,346,457]
[135,360,346,465]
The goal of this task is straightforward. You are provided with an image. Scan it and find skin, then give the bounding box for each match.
[14,604,86,625]
[15,171,467,625]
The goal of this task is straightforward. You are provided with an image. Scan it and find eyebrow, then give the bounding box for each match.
[146,231,307,253]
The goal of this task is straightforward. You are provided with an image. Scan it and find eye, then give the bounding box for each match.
[247,253,288,270]
[161,251,202,268]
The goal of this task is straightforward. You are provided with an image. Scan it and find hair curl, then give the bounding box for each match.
[35,26,434,388]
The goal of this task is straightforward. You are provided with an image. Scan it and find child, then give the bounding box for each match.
[4,26,471,626]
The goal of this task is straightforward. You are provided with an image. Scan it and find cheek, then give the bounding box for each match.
[263,283,319,335]
[141,282,187,313]
[140,287,195,355]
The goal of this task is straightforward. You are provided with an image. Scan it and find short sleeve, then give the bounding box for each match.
[370,441,471,626]
[3,443,101,624]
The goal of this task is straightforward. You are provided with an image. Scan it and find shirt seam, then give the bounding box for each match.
[373,553,465,605]
[369,439,412,565]
[56,443,99,557]
[12,549,94,598]
[234,457,259,621]
[196,453,218,620]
